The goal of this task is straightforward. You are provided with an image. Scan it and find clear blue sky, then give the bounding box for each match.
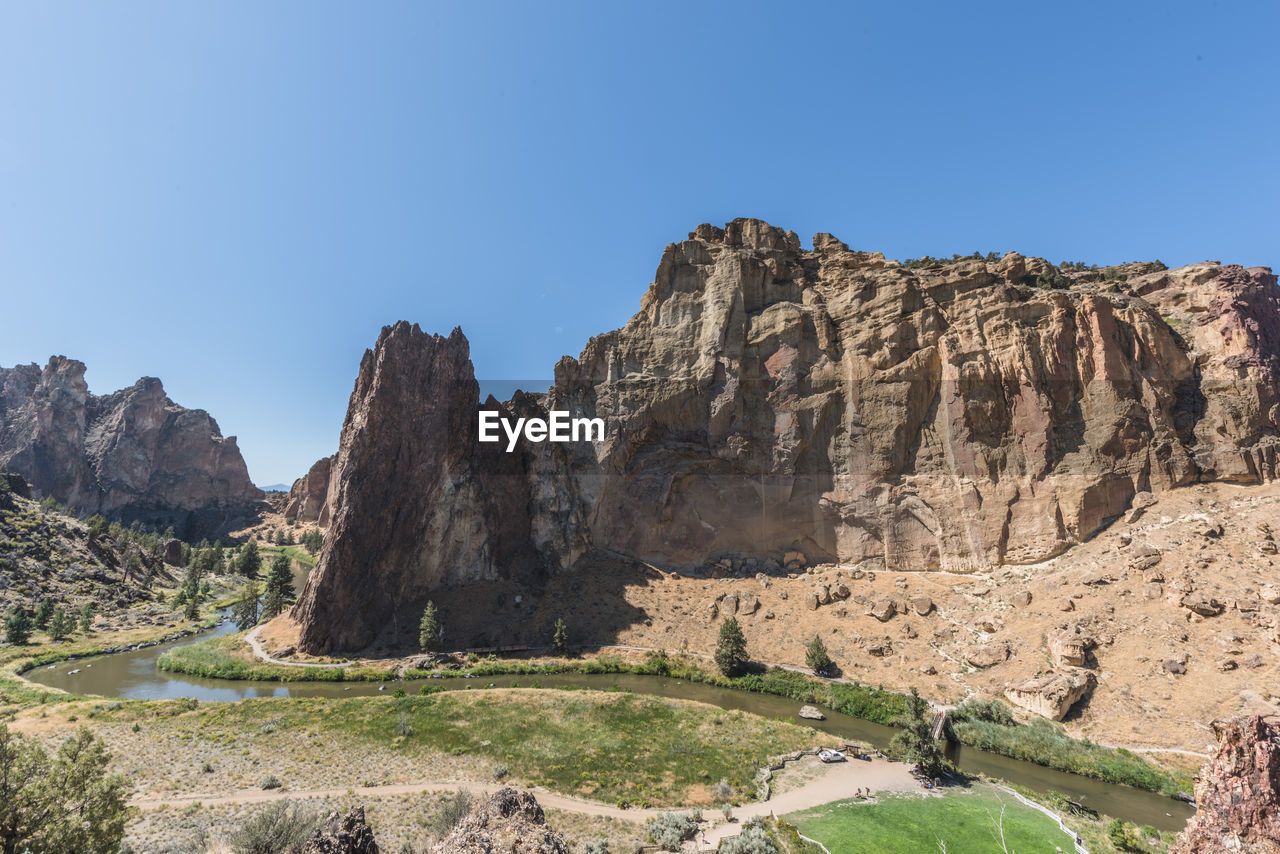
[1,2,1275,486]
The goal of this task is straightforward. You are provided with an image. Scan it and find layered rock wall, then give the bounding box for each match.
[294,220,1280,652]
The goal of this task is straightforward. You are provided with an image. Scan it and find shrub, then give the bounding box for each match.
[396,712,413,737]
[720,820,779,854]
[646,811,699,851]
[429,790,474,837]
[804,634,833,675]
[583,841,609,854]
[711,778,733,802]
[491,764,509,780]
[950,697,1015,727]
[229,802,319,854]
[259,775,283,790]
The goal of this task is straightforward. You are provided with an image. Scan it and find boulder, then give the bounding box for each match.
[966,642,1010,669]
[163,538,185,567]
[1182,593,1224,617]
[1009,590,1032,607]
[798,705,825,720]
[909,595,934,616]
[868,599,896,622]
[1050,630,1092,668]
[1004,671,1093,721]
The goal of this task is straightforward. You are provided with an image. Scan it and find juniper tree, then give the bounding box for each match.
[33,598,54,630]
[805,634,833,675]
[262,554,295,619]
[5,607,32,645]
[714,617,748,677]
[419,601,441,652]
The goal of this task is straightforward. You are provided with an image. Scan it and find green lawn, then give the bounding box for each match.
[789,787,1077,854]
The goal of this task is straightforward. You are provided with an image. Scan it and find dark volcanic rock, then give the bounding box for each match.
[429,788,568,854]
[299,806,380,854]
[284,454,335,525]
[0,356,262,527]
[1171,715,1280,853]
[294,220,1280,652]
[293,324,538,653]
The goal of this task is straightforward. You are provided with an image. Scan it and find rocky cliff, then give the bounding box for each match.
[0,356,262,531]
[429,788,568,854]
[1171,715,1280,853]
[294,219,1280,652]
[293,324,538,652]
[284,454,335,525]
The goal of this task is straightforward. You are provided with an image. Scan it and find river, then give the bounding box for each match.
[24,618,1194,832]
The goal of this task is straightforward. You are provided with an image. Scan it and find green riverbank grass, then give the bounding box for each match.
[158,636,1187,796]
[788,786,1076,854]
[95,689,815,807]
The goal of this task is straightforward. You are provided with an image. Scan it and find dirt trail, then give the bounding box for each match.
[132,754,918,834]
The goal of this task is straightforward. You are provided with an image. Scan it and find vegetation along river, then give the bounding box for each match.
[25,617,1194,832]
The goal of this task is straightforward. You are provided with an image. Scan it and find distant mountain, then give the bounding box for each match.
[258,483,291,493]
[0,356,263,534]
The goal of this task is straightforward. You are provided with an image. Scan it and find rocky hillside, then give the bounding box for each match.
[294,219,1280,653]
[0,357,262,533]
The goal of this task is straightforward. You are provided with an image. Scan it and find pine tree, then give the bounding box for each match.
[237,540,261,579]
[5,607,32,645]
[552,617,568,653]
[233,579,261,630]
[888,687,947,778]
[262,554,295,619]
[33,597,55,629]
[805,634,834,675]
[419,601,441,652]
[714,617,749,677]
[180,562,202,620]
[48,608,71,641]
[79,602,95,633]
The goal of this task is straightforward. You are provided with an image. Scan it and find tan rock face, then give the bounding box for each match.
[0,356,261,532]
[1171,716,1280,854]
[1004,671,1093,720]
[284,455,334,525]
[293,219,1280,652]
[965,641,1010,669]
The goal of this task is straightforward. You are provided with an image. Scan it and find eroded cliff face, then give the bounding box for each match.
[284,454,334,525]
[1171,715,1280,853]
[293,323,538,653]
[294,219,1280,652]
[0,356,262,529]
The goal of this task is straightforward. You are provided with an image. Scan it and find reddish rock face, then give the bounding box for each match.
[284,454,334,525]
[0,356,262,530]
[1171,715,1280,853]
[293,220,1280,652]
[292,323,538,653]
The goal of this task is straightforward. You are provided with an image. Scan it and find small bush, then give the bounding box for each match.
[950,697,1015,727]
[583,841,609,854]
[396,712,413,737]
[720,820,779,854]
[429,790,474,837]
[259,775,283,790]
[491,764,509,781]
[229,802,319,854]
[646,811,699,851]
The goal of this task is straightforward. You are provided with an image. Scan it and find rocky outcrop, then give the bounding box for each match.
[429,788,568,854]
[300,806,380,854]
[1004,670,1093,721]
[293,324,539,653]
[294,219,1280,652]
[1171,715,1280,854]
[284,454,335,525]
[0,356,262,530]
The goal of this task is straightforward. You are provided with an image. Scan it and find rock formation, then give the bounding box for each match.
[1004,671,1093,721]
[293,324,539,652]
[1171,715,1280,853]
[284,454,335,525]
[299,806,380,854]
[0,356,262,531]
[429,788,569,854]
[294,219,1280,652]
